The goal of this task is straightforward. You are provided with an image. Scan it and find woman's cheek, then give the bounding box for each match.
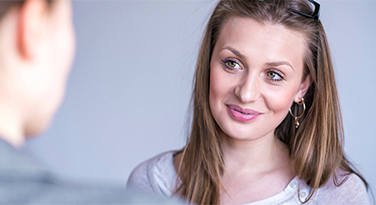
[209,69,223,111]
[264,88,296,114]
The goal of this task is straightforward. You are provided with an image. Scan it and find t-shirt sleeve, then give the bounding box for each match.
[314,173,371,205]
[126,159,155,195]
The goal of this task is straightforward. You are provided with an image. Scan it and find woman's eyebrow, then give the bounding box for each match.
[221,46,244,59]
[266,62,295,71]
[220,46,295,71]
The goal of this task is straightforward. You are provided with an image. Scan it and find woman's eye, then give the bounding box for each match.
[222,59,242,71]
[266,71,284,81]
[227,61,238,68]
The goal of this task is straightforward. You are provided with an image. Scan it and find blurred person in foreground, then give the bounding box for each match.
[0,0,179,204]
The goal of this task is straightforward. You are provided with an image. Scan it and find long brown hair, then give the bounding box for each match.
[174,0,368,204]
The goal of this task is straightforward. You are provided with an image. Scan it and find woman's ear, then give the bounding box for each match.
[18,0,48,60]
[294,75,311,102]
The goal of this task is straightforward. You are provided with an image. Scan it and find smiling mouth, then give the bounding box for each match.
[227,104,261,115]
[234,109,254,115]
[226,104,262,122]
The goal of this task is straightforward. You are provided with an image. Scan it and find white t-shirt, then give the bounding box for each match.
[127,151,371,205]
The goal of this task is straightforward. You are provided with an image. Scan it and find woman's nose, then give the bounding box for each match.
[234,73,261,103]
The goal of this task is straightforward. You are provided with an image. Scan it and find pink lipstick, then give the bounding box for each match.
[226,104,261,122]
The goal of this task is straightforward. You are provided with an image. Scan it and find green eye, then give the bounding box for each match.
[267,72,276,78]
[221,59,241,71]
[227,61,237,68]
[266,70,284,82]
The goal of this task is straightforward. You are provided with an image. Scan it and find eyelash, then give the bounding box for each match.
[265,69,286,82]
[220,58,286,82]
[221,58,242,71]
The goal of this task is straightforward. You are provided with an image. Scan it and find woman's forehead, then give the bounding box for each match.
[214,17,306,69]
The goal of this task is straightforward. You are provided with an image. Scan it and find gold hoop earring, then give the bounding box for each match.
[289,98,306,129]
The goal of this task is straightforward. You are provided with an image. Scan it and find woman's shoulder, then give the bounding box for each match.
[126,151,178,198]
[313,172,370,204]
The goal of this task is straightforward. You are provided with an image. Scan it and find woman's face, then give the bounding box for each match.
[209,17,310,142]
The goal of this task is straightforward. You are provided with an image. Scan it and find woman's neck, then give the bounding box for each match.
[219,131,294,205]
[0,103,24,147]
[221,131,291,175]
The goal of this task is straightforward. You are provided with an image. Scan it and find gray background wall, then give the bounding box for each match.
[26,0,375,193]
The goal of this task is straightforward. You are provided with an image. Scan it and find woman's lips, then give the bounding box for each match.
[226,104,262,122]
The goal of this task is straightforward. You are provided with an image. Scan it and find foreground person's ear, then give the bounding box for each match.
[18,0,48,60]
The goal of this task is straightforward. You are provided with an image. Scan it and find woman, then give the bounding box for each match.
[127,0,370,204]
